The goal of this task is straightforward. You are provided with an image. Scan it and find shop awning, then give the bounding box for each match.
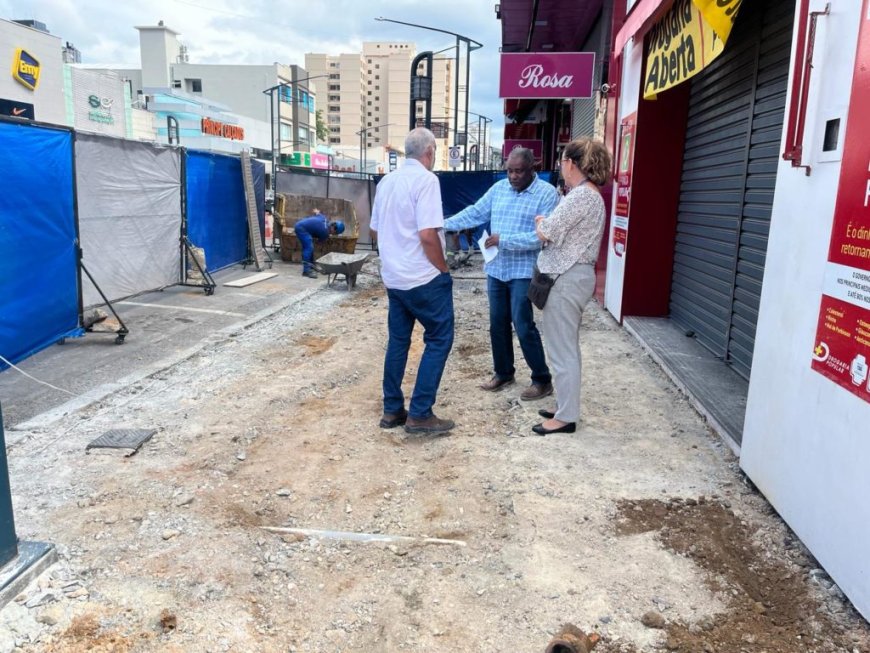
[613,0,675,55]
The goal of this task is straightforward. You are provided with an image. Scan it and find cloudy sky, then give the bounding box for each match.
[2,0,506,144]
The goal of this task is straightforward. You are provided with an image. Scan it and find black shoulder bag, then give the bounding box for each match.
[527,265,559,310]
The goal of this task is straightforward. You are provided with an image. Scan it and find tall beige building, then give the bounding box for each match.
[306,42,452,172]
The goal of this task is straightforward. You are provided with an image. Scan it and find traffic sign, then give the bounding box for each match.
[448,146,461,168]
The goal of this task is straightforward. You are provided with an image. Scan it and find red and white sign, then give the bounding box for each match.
[311,153,329,170]
[811,7,870,403]
[502,139,543,160]
[612,115,636,257]
[499,53,596,99]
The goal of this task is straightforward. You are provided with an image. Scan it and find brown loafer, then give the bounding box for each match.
[521,382,553,401]
[404,414,455,435]
[479,375,515,392]
[379,409,407,429]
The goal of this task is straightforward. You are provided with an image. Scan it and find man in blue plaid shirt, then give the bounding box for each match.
[444,148,559,400]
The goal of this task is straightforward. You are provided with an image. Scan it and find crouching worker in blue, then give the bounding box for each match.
[294,210,346,279]
[370,127,455,436]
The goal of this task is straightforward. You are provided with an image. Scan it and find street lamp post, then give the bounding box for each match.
[375,17,482,171]
[262,73,329,196]
[465,110,492,170]
[356,123,395,177]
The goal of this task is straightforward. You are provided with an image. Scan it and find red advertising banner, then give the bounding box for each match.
[811,5,870,402]
[503,139,543,160]
[611,114,636,257]
[499,53,596,99]
[615,116,636,217]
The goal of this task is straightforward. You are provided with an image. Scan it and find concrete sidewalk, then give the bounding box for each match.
[0,259,327,430]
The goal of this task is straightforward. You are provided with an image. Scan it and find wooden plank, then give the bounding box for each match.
[223,272,278,288]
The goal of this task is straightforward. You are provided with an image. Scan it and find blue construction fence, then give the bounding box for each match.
[0,117,264,370]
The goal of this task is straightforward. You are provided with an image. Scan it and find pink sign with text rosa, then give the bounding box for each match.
[499,53,596,99]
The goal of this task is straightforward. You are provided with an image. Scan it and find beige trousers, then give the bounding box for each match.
[541,263,596,423]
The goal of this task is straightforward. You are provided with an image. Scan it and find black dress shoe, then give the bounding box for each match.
[531,421,576,436]
[538,409,555,419]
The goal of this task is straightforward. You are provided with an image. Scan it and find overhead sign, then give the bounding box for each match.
[388,150,398,172]
[201,117,245,141]
[502,139,542,160]
[0,98,34,119]
[811,8,870,404]
[12,49,40,91]
[642,0,743,100]
[499,52,595,99]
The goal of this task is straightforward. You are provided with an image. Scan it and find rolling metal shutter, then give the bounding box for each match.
[572,17,605,139]
[669,0,793,379]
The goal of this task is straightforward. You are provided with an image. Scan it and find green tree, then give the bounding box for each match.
[315,110,328,143]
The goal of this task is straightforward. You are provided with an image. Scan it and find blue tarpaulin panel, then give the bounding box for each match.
[185,150,248,272]
[0,121,82,369]
[251,159,266,246]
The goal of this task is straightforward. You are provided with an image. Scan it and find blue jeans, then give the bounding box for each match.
[487,275,551,385]
[384,273,455,419]
[296,229,315,273]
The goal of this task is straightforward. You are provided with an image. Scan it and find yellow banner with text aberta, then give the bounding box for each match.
[643,0,741,100]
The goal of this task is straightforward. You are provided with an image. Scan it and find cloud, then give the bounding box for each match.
[1,0,506,145]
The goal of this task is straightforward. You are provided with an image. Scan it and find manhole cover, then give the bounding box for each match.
[86,428,156,456]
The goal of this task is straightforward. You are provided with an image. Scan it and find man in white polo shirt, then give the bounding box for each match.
[370,127,455,435]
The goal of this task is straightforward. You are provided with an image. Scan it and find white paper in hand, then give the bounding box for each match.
[478,229,498,263]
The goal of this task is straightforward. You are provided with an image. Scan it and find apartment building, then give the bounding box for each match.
[306,42,452,171]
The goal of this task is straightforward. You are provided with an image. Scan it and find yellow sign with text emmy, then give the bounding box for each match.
[12,49,41,91]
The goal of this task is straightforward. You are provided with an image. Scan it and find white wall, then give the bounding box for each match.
[740,1,870,620]
[130,107,156,141]
[603,37,642,322]
[0,19,66,125]
[138,26,177,89]
[172,63,275,123]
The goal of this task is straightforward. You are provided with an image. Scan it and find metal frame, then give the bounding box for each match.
[69,130,130,344]
[263,74,330,197]
[781,0,829,174]
[375,17,483,171]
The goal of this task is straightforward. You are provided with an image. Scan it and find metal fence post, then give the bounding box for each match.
[0,404,18,568]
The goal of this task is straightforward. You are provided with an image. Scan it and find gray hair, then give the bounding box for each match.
[506,147,535,168]
[405,127,436,160]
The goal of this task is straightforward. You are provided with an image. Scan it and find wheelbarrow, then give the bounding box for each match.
[314,252,372,290]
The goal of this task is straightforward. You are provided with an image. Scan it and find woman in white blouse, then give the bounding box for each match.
[531,138,612,435]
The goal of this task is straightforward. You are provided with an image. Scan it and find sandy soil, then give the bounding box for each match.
[2,265,868,652]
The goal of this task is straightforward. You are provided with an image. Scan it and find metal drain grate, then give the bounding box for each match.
[86,429,156,456]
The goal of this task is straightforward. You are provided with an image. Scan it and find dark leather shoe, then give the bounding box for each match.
[531,421,576,436]
[404,414,455,435]
[538,409,555,419]
[379,409,407,429]
[521,382,553,401]
[302,270,318,279]
[480,375,515,392]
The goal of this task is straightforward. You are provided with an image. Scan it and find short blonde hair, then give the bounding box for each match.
[562,137,612,186]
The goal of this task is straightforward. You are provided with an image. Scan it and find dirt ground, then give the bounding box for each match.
[2,265,869,652]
